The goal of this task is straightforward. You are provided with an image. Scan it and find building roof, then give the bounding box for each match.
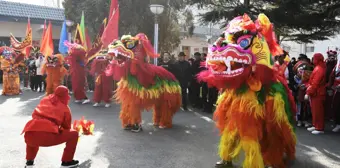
[193,26,222,36]
[0,0,64,22]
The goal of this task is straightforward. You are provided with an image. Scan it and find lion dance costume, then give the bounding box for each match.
[64,42,90,103]
[0,47,24,96]
[42,54,67,95]
[106,33,181,132]
[90,49,113,107]
[198,14,296,168]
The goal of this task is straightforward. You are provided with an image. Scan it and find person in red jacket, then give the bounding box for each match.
[22,86,79,168]
[305,53,327,134]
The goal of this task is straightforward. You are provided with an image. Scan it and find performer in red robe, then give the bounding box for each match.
[90,51,113,108]
[329,54,340,132]
[22,86,79,168]
[306,53,326,134]
[325,50,337,120]
[65,42,90,104]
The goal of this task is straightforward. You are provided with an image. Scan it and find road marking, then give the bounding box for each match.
[193,112,214,123]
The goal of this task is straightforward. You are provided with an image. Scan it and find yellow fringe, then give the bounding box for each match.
[117,79,181,99]
[241,139,265,168]
[271,93,297,143]
[219,129,242,161]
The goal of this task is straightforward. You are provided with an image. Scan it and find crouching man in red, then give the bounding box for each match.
[306,53,327,135]
[22,86,79,168]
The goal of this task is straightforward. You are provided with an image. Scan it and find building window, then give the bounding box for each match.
[306,46,315,53]
[203,47,208,54]
[0,37,10,46]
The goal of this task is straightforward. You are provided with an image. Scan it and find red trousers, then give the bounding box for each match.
[24,130,78,162]
[93,74,113,103]
[310,96,325,131]
[71,67,87,100]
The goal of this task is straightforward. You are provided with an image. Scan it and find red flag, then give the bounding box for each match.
[85,28,92,52]
[101,0,119,48]
[108,0,118,20]
[24,17,32,57]
[40,21,54,56]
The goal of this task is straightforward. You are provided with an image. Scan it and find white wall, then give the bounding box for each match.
[173,36,209,58]
[282,35,340,59]
[0,21,62,41]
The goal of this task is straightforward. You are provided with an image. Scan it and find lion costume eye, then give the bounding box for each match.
[125,41,136,49]
[237,35,253,49]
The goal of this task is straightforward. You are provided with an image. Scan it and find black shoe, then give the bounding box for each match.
[123,124,133,130]
[61,160,79,168]
[215,160,232,168]
[25,160,34,168]
[131,124,142,133]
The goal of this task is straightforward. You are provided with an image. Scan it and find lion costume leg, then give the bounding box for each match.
[236,113,265,168]
[45,73,54,95]
[155,88,182,128]
[218,128,240,163]
[120,102,131,128]
[261,95,296,168]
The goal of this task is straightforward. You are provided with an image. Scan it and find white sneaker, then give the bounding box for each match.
[332,125,340,132]
[105,104,111,108]
[307,127,316,132]
[69,91,73,95]
[159,126,166,129]
[82,99,90,104]
[312,130,324,134]
[75,100,81,103]
[93,103,99,107]
[304,121,311,128]
[297,121,302,127]
[25,165,34,168]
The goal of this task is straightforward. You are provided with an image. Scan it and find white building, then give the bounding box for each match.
[173,26,222,59]
[0,1,64,51]
[281,36,340,59]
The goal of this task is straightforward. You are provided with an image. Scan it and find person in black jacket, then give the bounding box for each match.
[174,52,192,110]
[190,52,204,108]
[159,52,176,76]
[28,56,37,91]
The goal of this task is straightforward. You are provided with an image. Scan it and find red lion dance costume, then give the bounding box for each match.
[90,49,113,108]
[106,33,181,132]
[41,54,67,95]
[198,14,296,168]
[64,42,90,104]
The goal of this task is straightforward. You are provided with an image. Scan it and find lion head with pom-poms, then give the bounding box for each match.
[198,13,283,90]
[64,41,87,66]
[106,33,162,87]
[0,46,24,64]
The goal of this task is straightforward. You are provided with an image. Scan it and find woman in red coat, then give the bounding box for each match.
[22,86,79,168]
[305,53,327,135]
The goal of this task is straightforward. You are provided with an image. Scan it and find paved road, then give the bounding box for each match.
[0,87,340,168]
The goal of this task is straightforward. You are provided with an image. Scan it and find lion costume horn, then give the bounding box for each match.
[135,33,159,58]
[255,14,283,57]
